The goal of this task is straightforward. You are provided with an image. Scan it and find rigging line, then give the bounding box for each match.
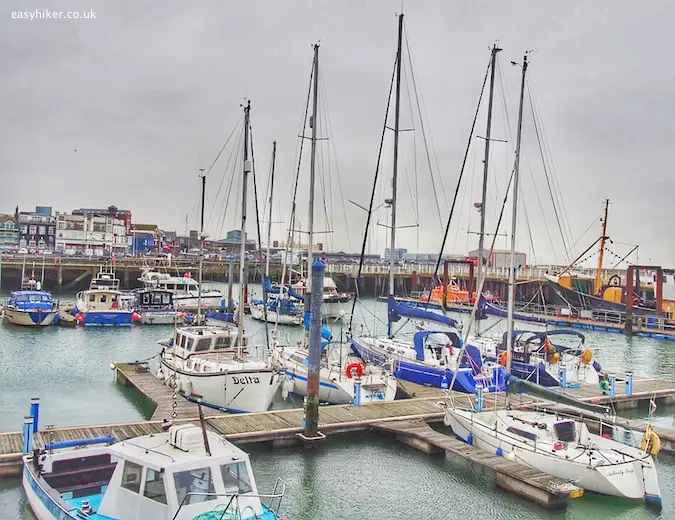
[281,57,315,291]
[421,53,491,312]
[318,79,336,251]
[318,68,352,251]
[316,87,332,247]
[205,113,245,175]
[528,79,575,255]
[248,122,270,351]
[348,55,397,332]
[521,190,537,265]
[570,213,603,252]
[523,152,556,259]
[217,145,242,240]
[403,23,445,231]
[209,121,245,226]
[527,81,570,263]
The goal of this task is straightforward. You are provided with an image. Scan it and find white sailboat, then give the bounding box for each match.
[157,101,282,413]
[443,53,662,507]
[273,44,397,405]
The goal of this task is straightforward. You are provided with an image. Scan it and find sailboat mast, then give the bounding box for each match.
[265,141,277,279]
[388,13,403,338]
[238,100,252,354]
[594,198,610,295]
[197,169,206,322]
[307,44,320,296]
[475,44,501,336]
[506,53,528,376]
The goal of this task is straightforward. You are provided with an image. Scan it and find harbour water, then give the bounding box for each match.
[1,287,674,519]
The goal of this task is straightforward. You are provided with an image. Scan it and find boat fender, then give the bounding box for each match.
[443,412,451,427]
[281,378,292,400]
[466,433,473,446]
[641,427,661,456]
[496,447,503,457]
[345,362,365,379]
[551,352,560,364]
[184,380,193,396]
[580,349,593,364]
[498,351,508,366]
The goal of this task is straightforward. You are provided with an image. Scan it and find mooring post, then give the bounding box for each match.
[23,416,34,455]
[29,398,40,433]
[625,372,634,396]
[475,382,484,412]
[298,259,325,446]
[353,378,362,406]
[609,374,616,398]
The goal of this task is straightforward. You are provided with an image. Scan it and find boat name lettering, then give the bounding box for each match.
[232,376,260,385]
[606,467,634,477]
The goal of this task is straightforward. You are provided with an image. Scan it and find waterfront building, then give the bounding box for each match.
[0,214,19,250]
[72,205,132,235]
[384,247,408,262]
[131,223,161,255]
[216,229,257,253]
[468,248,527,269]
[55,211,129,255]
[17,206,55,251]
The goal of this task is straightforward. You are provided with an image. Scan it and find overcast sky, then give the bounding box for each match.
[1,1,673,267]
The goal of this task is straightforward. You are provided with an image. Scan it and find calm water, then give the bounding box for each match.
[1,286,675,519]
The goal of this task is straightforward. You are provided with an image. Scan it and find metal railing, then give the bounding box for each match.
[172,478,286,520]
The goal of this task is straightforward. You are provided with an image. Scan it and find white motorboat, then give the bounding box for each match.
[22,423,285,520]
[274,338,397,405]
[139,268,223,311]
[134,288,181,325]
[74,266,134,326]
[443,407,661,505]
[288,276,352,320]
[3,278,58,327]
[157,325,282,413]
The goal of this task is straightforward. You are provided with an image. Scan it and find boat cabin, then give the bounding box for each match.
[173,326,248,356]
[157,277,201,295]
[137,289,174,310]
[25,425,278,520]
[8,290,55,311]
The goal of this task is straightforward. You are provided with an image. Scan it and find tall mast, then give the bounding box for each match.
[238,100,251,355]
[475,44,501,336]
[307,44,320,296]
[388,13,403,338]
[594,198,610,295]
[506,53,528,376]
[197,168,206,322]
[265,141,277,279]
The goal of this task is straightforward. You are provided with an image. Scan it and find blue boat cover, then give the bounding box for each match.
[388,296,458,328]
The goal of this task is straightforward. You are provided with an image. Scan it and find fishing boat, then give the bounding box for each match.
[139,268,224,311]
[443,406,661,504]
[285,276,353,320]
[74,266,134,326]
[22,423,285,520]
[157,325,282,413]
[3,282,58,327]
[134,288,180,325]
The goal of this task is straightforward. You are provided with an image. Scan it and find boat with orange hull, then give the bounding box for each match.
[420,279,499,306]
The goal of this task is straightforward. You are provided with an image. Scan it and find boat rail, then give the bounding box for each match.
[172,477,286,520]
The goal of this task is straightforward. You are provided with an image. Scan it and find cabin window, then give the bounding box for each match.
[89,294,96,302]
[143,294,150,305]
[215,336,231,350]
[195,338,211,352]
[143,467,167,504]
[173,467,216,505]
[506,426,537,442]
[100,295,107,303]
[162,294,171,305]
[186,338,194,350]
[554,421,576,443]
[180,335,187,349]
[220,462,253,494]
[121,460,143,494]
[152,293,162,305]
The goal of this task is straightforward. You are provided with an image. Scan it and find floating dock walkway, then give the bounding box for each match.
[2,363,675,509]
[372,420,583,509]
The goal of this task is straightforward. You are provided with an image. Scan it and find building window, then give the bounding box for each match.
[20,225,27,234]
[38,226,46,236]
[121,460,143,494]
[29,225,36,235]
[143,468,167,504]
[48,226,54,235]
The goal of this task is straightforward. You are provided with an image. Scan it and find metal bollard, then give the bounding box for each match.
[625,372,633,396]
[609,374,616,398]
[475,383,484,412]
[30,398,40,433]
[23,416,34,455]
[353,379,362,406]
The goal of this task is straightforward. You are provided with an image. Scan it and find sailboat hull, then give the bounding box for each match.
[250,303,302,326]
[350,337,477,393]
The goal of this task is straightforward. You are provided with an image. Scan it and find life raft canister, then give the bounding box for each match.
[345,362,365,379]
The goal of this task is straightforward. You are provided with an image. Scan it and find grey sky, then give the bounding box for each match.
[1,1,673,266]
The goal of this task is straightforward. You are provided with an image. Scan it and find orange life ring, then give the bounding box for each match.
[345,362,365,379]
[498,351,508,366]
